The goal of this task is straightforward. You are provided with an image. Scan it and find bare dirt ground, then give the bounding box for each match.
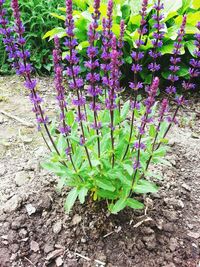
[0,76,200,267]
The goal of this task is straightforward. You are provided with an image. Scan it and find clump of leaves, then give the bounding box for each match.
[0,0,64,74]
[0,0,199,214]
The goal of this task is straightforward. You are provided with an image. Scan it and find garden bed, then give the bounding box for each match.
[0,76,200,267]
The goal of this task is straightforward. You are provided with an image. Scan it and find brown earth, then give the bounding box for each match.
[0,76,200,267]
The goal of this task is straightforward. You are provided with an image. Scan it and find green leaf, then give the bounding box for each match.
[153,147,167,157]
[126,198,144,209]
[50,12,65,21]
[121,100,130,121]
[193,0,200,9]
[97,189,118,200]
[186,40,197,57]
[96,178,115,192]
[162,0,182,16]
[43,27,66,40]
[78,187,88,204]
[57,135,67,155]
[110,198,126,214]
[149,125,156,138]
[66,110,75,126]
[85,135,99,147]
[64,188,78,213]
[123,164,134,176]
[134,180,158,194]
[77,41,89,50]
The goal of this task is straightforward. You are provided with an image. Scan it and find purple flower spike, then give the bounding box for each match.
[0,0,47,128]
[182,21,200,90]
[166,15,187,95]
[101,0,114,90]
[148,0,165,75]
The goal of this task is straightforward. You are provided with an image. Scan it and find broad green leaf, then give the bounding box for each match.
[126,198,144,209]
[85,135,99,147]
[193,0,200,9]
[179,0,192,14]
[153,147,167,157]
[97,189,118,200]
[96,178,115,192]
[162,0,182,16]
[50,13,65,21]
[149,125,156,138]
[134,179,158,194]
[57,135,67,155]
[121,100,130,121]
[77,41,89,50]
[123,164,134,176]
[43,27,66,40]
[91,160,101,167]
[78,187,88,204]
[186,40,197,57]
[110,198,126,214]
[64,188,78,213]
[66,111,75,126]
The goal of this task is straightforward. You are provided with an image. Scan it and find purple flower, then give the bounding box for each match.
[148,0,165,75]
[129,82,143,90]
[133,159,141,170]
[165,16,187,96]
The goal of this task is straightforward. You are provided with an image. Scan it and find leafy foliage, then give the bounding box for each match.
[44,0,200,84]
[0,0,64,74]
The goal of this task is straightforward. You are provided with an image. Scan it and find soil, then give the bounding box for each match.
[0,76,200,267]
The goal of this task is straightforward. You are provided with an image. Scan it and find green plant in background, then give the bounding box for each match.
[44,0,200,86]
[0,0,64,74]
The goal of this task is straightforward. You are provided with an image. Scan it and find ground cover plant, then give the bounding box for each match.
[0,0,199,214]
[45,0,200,86]
[0,0,64,74]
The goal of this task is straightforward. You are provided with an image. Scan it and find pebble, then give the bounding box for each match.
[30,240,40,252]
[18,228,28,238]
[169,237,178,252]
[0,164,6,176]
[187,231,200,239]
[53,221,62,234]
[72,214,82,225]
[56,256,64,267]
[26,204,36,215]
[15,171,30,186]
[44,244,54,254]
[3,195,22,213]
[181,183,191,191]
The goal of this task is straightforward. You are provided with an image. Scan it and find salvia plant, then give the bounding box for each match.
[0,0,199,214]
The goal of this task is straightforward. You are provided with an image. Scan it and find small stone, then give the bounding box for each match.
[181,183,191,191]
[30,240,40,252]
[56,256,64,266]
[18,228,28,238]
[0,164,6,176]
[44,244,54,254]
[26,204,36,215]
[3,195,22,213]
[46,249,64,261]
[164,210,178,222]
[163,223,175,233]
[156,219,164,230]
[169,237,178,252]
[72,214,82,225]
[81,238,86,243]
[53,221,62,234]
[142,227,154,235]
[15,171,30,186]
[187,231,200,239]
[10,243,19,253]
